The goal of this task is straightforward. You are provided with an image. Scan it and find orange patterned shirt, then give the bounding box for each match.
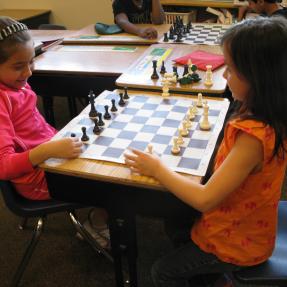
[192,119,287,266]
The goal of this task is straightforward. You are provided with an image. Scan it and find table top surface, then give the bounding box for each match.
[116,43,226,94]
[160,0,235,8]
[39,89,220,191]
[63,24,171,45]
[0,9,51,20]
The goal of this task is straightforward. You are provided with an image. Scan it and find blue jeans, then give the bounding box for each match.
[152,236,242,287]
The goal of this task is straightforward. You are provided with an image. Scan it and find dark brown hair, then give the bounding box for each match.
[0,16,31,64]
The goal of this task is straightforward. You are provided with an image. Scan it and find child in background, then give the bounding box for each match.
[124,17,287,286]
[0,16,110,250]
[112,0,165,39]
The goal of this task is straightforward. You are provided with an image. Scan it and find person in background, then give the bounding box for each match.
[112,0,165,39]
[124,17,287,286]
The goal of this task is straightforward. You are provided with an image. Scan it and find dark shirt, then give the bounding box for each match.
[112,0,153,24]
[271,7,287,19]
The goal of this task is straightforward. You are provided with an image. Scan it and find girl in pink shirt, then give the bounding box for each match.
[124,17,287,286]
[0,16,83,200]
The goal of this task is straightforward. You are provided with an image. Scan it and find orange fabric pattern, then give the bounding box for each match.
[192,119,287,266]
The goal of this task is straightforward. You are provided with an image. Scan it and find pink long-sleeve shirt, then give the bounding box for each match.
[0,82,57,200]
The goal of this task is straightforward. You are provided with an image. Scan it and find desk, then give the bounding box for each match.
[40,89,229,287]
[62,24,171,45]
[0,9,51,29]
[116,43,226,95]
[30,30,148,126]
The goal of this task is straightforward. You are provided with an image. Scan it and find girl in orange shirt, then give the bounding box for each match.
[124,17,287,286]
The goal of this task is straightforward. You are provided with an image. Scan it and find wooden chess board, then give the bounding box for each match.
[53,90,229,176]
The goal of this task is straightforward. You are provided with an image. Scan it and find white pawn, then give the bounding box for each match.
[161,77,170,97]
[192,100,198,114]
[200,101,211,130]
[171,137,180,155]
[204,65,213,87]
[181,121,189,136]
[147,143,153,154]
[196,93,203,108]
[177,128,184,145]
[187,59,193,74]
[188,106,195,120]
[185,115,192,129]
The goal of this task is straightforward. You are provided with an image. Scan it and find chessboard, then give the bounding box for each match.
[159,23,230,45]
[53,90,229,177]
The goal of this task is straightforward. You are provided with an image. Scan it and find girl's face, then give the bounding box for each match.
[0,39,35,90]
[223,43,250,102]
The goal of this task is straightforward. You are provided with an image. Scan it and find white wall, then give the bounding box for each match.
[1,0,114,29]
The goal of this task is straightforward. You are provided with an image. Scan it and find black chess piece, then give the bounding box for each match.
[88,91,98,119]
[70,133,76,137]
[169,30,174,40]
[175,33,182,43]
[97,112,105,126]
[160,61,166,74]
[81,126,89,142]
[163,32,169,42]
[104,105,111,120]
[123,87,129,99]
[173,66,179,78]
[183,64,189,76]
[151,60,159,80]
[111,99,118,112]
[118,93,125,107]
[93,119,101,134]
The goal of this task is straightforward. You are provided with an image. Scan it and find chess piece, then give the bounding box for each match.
[200,101,211,131]
[197,93,203,108]
[188,106,195,120]
[123,87,130,100]
[187,59,193,74]
[172,66,179,78]
[169,29,174,40]
[163,32,169,42]
[151,60,159,79]
[185,115,192,129]
[70,133,76,137]
[147,144,153,154]
[171,137,180,155]
[183,64,189,76]
[192,100,198,114]
[204,65,213,87]
[177,128,184,145]
[118,93,125,107]
[160,61,166,74]
[97,112,105,126]
[88,91,98,119]
[81,126,89,142]
[181,121,189,136]
[93,119,101,134]
[104,105,111,120]
[161,76,170,97]
[111,99,118,112]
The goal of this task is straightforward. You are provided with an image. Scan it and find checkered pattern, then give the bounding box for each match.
[54,91,229,176]
[160,24,230,45]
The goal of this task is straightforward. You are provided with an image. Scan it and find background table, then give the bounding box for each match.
[116,43,227,95]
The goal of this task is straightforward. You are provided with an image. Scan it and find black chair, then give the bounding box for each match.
[0,180,113,287]
[233,200,287,286]
[38,23,67,30]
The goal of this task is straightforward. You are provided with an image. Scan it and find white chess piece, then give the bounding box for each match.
[187,59,193,74]
[161,76,170,97]
[197,93,203,108]
[192,100,198,114]
[185,115,192,130]
[177,128,184,145]
[204,65,213,87]
[188,106,195,120]
[147,143,153,154]
[171,137,180,155]
[181,121,189,136]
[200,101,211,130]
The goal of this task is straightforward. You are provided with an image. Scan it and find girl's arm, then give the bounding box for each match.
[29,138,83,166]
[125,132,263,212]
[151,0,165,24]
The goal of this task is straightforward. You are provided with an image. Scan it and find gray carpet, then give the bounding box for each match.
[0,97,285,287]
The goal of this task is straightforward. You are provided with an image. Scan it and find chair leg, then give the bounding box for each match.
[18,218,28,230]
[12,217,45,287]
[68,211,114,263]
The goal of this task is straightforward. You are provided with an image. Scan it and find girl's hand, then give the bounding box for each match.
[124,148,161,177]
[48,137,83,159]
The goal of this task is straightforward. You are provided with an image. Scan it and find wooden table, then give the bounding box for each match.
[40,89,229,287]
[116,43,227,95]
[0,9,51,29]
[30,30,148,126]
[161,0,235,8]
[62,24,171,45]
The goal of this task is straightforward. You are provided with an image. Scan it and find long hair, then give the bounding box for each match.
[0,16,31,64]
[221,16,287,159]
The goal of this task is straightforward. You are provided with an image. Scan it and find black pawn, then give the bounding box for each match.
[160,61,166,74]
[169,30,174,40]
[93,119,101,134]
[70,133,76,137]
[123,87,129,99]
[173,66,179,78]
[183,64,189,76]
[104,105,111,120]
[81,126,89,142]
[175,33,182,43]
[97,112,105,126]
[111,99,118,112]
[118,93,125,107]
[151,60,159,80]
[163,32,169,42]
